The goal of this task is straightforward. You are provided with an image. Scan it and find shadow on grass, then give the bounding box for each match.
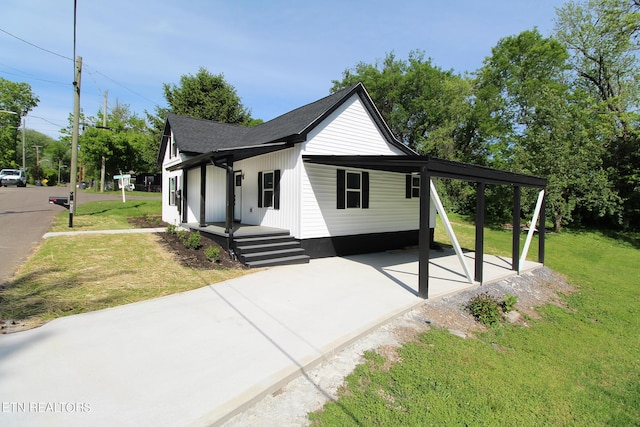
[0,266,141,322]
[83,202,145,216]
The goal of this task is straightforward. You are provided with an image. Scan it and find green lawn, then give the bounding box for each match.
[310,222,640,426]
[49,199,162,231]
[1,199,249,328]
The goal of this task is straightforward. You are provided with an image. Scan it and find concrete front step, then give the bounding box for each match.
[240,247,307,263]
[235,240,301,255]
[233,234,295,246]
[245,254,311,268]
[233,232,310,267]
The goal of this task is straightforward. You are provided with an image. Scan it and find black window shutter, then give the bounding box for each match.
[337,169,345,209]
[362,171,369,209]
[273,169,281,210]
[257,172,263,208]
[406,175,412,198]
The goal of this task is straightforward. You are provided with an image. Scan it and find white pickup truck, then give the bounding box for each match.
[0,169,27,187]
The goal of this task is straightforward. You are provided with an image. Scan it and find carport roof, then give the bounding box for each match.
[302,155,547,187]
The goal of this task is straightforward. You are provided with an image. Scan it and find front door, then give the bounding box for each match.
[234,171,242,222]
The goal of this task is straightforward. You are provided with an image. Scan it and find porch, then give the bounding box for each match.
[185,222,311,267]
[187,222,291,238]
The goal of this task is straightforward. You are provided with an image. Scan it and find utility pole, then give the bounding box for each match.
[69,55,82,227]
[33,145,42,165]
[101,90,107,192]
[21,118,26,171]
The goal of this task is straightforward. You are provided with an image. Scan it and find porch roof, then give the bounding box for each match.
[302,155,547,188]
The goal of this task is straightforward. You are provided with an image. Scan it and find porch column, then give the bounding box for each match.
[181,168,188,223]
[475,182,486,283]
[512,185,521,272]
[199,164,206,227]
[225,157,234,237]
[538,189,546,264]
[418,166,431,299]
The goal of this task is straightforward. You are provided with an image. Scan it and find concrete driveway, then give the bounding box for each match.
[0,254,425,427]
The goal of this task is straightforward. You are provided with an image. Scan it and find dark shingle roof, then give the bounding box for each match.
[160,82,414,162]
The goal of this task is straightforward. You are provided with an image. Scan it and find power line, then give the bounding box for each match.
[0,68,69,86]
[0,27,73,62]
[84,64,161,107]
[30,115,65,128]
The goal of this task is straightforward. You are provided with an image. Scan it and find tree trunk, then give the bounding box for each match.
[554,215,562,233]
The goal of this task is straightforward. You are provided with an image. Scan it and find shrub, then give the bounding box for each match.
[183,231,202,250]
[166,224,177,235]
[204,245,221,262]
[176,229,188,241]
[466,292,502,327]
[502,293,518,313]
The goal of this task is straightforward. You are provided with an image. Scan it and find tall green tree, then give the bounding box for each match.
[555,0,640,228]
[0,78,39,168]
[331,51,484,163]
[162,67,253,124]
[80,102,157,182]
[148,67,261,145]
[475,29,619,231]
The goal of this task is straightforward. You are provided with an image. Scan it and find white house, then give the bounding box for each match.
[158,83,547,297]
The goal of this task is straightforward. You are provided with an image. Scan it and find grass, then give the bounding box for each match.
[310,221,640,426]
[49,199,162,231]
[1,200,248,327]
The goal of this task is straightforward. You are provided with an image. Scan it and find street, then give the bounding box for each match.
[0,185,127,285]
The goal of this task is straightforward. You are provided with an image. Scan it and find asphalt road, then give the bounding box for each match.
[0,185,134,285]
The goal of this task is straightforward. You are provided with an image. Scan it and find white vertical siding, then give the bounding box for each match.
[186,167,200,224]
[205,165,226,222]
[161,169,182,225]
[302,95,406,156]
[236,146,302,237]
[161,130,184,225]
[300,163,419,238]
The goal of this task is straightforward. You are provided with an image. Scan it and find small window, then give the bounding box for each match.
[406,174,420,198]
[169,176,177,206]
[263,171,274,208]
[346,171,362,208]
[412,176,420,198]
[337,169,369,209]
[258,170,281,209]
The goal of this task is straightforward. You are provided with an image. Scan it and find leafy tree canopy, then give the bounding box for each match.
[0,77,39,168]
[162,67,254,125]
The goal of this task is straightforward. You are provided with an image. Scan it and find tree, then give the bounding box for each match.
[555,0,640,228]
[331,51,483,163]
[475,29,619,231]
[0,78,39,168]
[148,67,261,146]
[163,67,253,124]
[332,51,492,214]
[79,102,157,183]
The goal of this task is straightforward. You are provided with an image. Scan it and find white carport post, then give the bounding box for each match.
[430,179,474,285]
[520,189,545,271]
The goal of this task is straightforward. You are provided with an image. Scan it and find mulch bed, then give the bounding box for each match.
[126,215,246,270]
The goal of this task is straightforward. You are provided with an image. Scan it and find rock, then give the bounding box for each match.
[505,310,521,324]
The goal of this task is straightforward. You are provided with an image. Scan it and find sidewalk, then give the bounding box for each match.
[43,228,166,238]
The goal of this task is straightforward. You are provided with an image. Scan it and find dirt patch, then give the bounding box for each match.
[416,267,573,337]
[156,230,245,270]
[126,214,167,229]
[125,215,245,271]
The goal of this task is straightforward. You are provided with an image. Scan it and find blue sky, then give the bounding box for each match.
[1,0,567,139]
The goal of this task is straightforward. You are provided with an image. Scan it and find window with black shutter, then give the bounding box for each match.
[258,170,280,209]
[337,169,369,209]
